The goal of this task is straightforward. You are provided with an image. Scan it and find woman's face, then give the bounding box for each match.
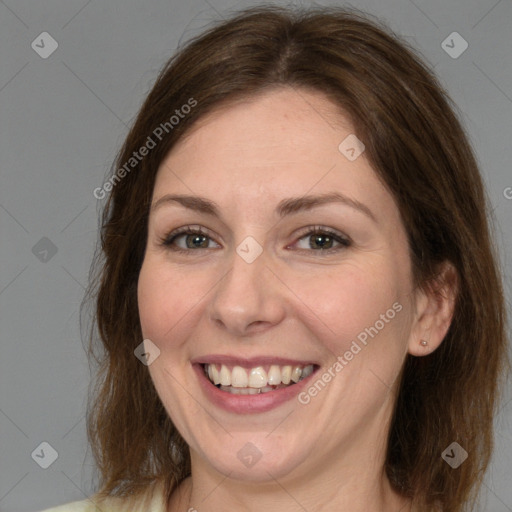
[137,87,420,483]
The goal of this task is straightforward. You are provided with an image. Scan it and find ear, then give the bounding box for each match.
[408,261,458,356]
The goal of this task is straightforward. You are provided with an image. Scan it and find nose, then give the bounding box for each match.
[207,244,287,337]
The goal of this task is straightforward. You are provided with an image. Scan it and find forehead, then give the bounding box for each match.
[166,87,352,165]
[152,87,395,222]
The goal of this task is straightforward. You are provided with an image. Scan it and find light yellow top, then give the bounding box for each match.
[40,481,168,512]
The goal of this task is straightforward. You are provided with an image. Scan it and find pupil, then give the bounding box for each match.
[313,234,331,249]
[187,234,207,248]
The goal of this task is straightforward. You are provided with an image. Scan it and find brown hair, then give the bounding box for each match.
[83,4,510,511]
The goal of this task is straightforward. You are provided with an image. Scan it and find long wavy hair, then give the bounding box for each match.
[82,5,510,511]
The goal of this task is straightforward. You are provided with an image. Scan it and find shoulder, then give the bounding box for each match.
[40,481,168,512]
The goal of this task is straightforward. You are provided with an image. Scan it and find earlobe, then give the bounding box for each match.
[407,261,458,357]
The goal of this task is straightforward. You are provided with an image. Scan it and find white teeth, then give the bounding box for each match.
[210,364,221,385]
[291,366,302,383]
[231,366,248,387]
[219,364,231,386]
[204,363,315,390]
[248,367,267,388]
[281,365,292,384]
[267,365,282,385]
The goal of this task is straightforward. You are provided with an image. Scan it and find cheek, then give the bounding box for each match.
[137,255,223,359]
[137,259,202,416]
[294,262,406,356]
[137,257,191,344]
[298,265,412,417]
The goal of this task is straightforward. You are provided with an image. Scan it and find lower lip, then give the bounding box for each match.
[193,364,317,414]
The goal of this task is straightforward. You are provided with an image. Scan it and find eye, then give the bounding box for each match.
[160,225,219,253]
[291,226,351,254]
[160,225,351,255]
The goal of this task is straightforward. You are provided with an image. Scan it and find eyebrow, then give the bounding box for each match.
[151,192,377,223]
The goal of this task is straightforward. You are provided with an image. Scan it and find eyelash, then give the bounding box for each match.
[159,225,351,256]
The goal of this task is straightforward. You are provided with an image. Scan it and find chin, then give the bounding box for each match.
[191,429,316,483]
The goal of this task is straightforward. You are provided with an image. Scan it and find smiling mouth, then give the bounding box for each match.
[202,363,316,395]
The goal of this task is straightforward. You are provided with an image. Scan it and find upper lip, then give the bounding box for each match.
[190,355,318,368]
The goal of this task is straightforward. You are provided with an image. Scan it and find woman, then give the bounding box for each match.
[43,4,509,512]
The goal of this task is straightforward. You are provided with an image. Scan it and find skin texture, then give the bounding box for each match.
[137,87,456,511]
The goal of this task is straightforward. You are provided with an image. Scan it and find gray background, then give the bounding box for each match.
[1,0,511,511]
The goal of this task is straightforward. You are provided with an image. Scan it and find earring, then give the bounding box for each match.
[420,340,428,346]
